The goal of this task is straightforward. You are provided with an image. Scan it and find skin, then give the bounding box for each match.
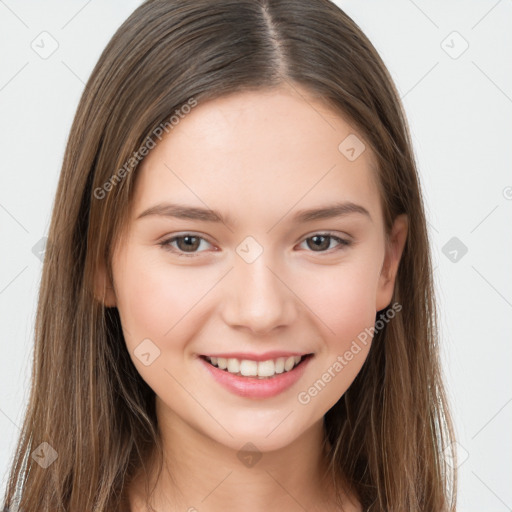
[96,83,408,511]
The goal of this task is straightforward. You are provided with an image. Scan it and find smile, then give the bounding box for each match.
[202,355,306,379]
[199,353,313,399]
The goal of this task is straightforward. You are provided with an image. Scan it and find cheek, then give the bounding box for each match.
[291,284,375,415]
[291,253,381,407]
[112,251,212,398]
[113,249,207,349]
[296,255,381,340]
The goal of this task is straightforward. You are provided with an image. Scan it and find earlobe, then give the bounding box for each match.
[93,261,117,308]
[375,214,408,311]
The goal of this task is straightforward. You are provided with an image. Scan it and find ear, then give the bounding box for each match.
[376,214,408,311]
[93,260,117,308]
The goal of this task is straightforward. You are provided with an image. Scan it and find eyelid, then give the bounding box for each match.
[300,230,352,243]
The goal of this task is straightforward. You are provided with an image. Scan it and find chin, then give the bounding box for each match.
[205,411,322,454]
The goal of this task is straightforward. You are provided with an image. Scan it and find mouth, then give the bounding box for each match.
[199,353,313,380]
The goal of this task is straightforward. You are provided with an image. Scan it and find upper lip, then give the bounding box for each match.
[201,351,312,362]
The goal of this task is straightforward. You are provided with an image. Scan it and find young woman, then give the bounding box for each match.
[2,1,457,510]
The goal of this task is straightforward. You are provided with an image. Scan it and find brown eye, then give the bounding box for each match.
[159,234,213,257]
[300,233,351,253]
[307,235,330,251]
[174,235,201,252]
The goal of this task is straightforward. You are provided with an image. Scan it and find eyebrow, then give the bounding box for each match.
[136,201,372,225]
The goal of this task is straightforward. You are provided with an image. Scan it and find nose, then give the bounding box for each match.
[221,250,297,335]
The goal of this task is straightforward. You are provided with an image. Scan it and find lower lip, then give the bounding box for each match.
[199,356,312,399]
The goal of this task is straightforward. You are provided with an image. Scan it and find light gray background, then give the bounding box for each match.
[0,1,511,510]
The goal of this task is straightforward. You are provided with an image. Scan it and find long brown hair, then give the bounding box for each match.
[2,1,457,510]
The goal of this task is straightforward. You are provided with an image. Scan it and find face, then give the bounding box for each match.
[99,85,407,452]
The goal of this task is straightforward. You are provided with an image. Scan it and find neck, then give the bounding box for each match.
[127,397,351,512]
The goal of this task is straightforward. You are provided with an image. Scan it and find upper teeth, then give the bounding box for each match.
[206,355,303,378]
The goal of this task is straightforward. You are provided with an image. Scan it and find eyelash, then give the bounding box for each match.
[158,232,352,258]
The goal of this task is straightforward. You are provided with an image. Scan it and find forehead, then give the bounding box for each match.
[131,86,382,228]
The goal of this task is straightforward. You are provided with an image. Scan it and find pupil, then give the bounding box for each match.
[180,236,199,252]
[309,235,329,251]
